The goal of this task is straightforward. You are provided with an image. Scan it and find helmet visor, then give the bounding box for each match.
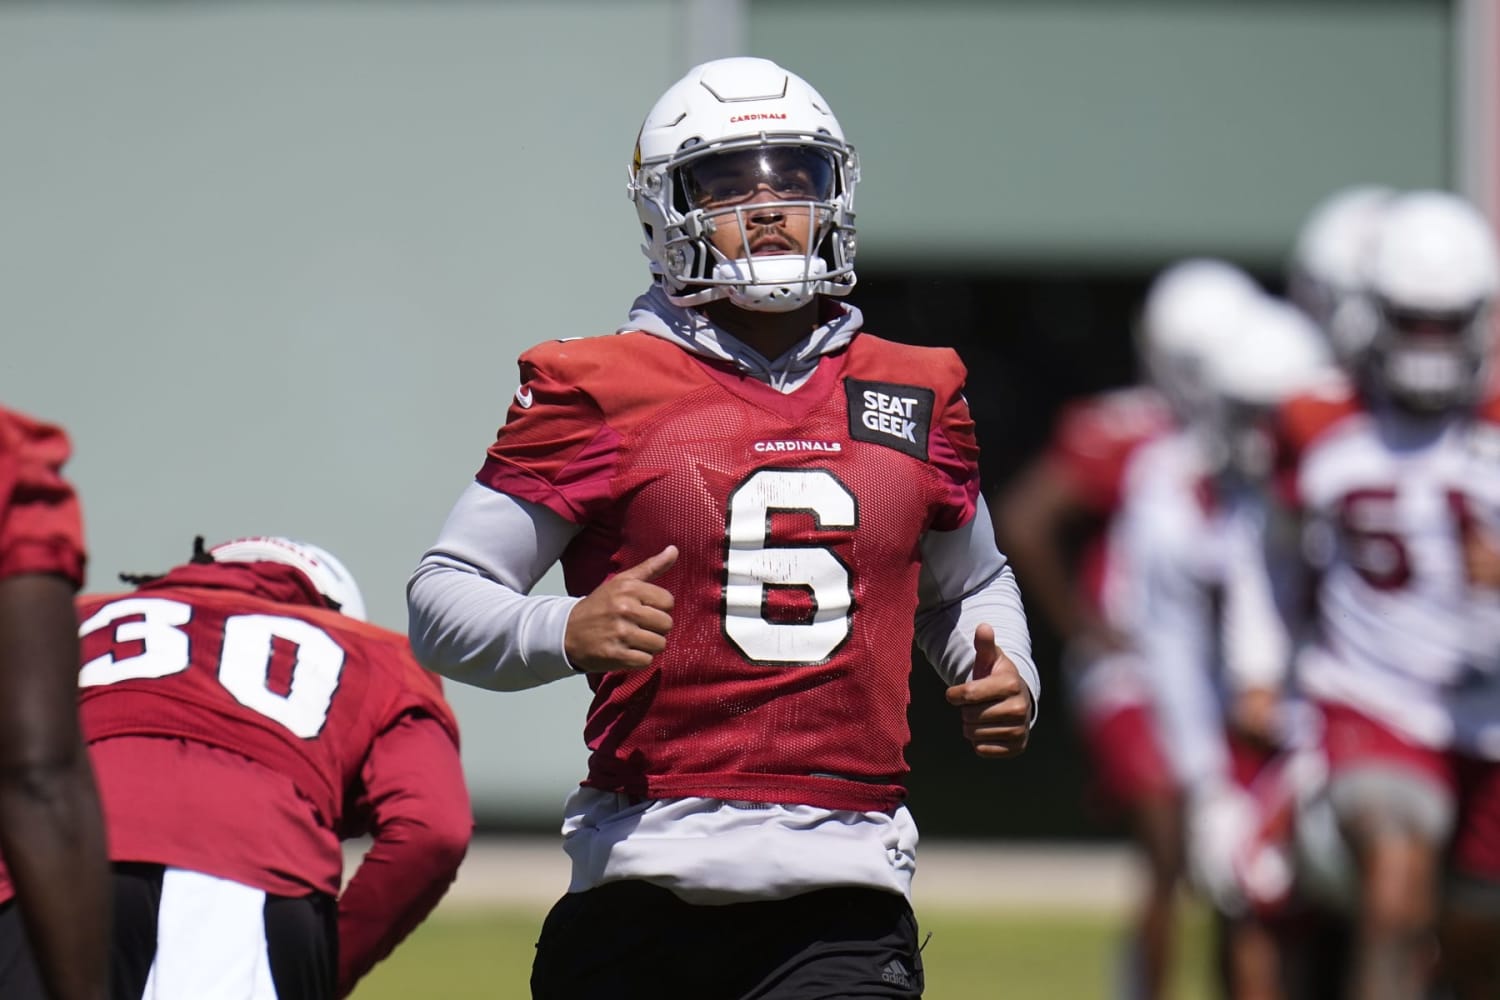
[680,146,836,210]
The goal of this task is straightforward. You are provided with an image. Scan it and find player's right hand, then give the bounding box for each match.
[564,546,677,673]
[1462,523,1500,589]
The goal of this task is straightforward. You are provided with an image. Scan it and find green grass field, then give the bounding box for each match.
[352,904,1218,999]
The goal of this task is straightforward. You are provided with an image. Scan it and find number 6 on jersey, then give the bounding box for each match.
[723,468,857,665]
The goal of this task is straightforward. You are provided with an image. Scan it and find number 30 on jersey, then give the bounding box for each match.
[78,598,344,738]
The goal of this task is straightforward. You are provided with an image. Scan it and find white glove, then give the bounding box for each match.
[1189,777,1298,917]
[1187,782,1259,916]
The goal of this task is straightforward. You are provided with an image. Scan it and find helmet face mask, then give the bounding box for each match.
[1286,185,1394,354]
[1199,298,1333,483]
[629,59,859,313]
[1200,397,1279,483]
[1356,191,1500,415]
[1367,298,1488,413]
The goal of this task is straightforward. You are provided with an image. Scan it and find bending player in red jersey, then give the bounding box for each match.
[409,57,1037,1000]
[0,534,472,1000]
[0,405,109,1000]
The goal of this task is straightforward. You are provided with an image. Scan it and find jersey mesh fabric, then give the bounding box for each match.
[481,331,977,811]
[74,578,459,888]
[0,405,86,585]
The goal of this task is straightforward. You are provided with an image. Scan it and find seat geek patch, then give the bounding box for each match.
[845,378,934,461]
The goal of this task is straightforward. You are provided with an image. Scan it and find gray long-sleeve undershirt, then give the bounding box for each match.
[407,481,1038,713]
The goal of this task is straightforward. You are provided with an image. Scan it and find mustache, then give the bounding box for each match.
[738,218,809,254]
[709,207,824,256]
[749,229,799,252]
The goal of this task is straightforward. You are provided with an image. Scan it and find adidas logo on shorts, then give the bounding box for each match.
[880,958,913,989]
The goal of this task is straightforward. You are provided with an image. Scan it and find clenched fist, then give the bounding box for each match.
[944,623,1033,758]
[565,546,677,673]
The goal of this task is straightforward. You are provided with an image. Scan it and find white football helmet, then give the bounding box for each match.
[1286,185,1394,353]
[208,536,366,620]
[1205,297,1333,409]
[1138,258,1261,423]
[1200,297,1333,479]
[1349,190,1499,414]
[628,57,859,313]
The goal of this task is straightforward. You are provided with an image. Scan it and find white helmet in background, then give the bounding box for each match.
[208,536,367,620]
[628,57,859,313]
[1286,185,1394,354]
[1350,190,1499,414]
[1206,298,1333,409]
[1138,258,1261,422]
[1200,297,1334,479]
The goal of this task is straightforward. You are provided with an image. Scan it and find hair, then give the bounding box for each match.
[118,535,213,587]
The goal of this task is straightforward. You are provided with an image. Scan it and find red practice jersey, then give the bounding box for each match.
[1038,386,1173,609]
[69,563,462,897]
[479,330,980,812]
[0,405,86,586]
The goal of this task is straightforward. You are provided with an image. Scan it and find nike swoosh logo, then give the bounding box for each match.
[515,386,534,409]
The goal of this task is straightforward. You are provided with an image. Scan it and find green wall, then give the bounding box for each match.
[0,1,673,825]
[754,1,1452,267]
[0,0,1457,828]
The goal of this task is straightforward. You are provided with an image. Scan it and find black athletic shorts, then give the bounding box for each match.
[531,880,925,1000]
[0,897,46,1000]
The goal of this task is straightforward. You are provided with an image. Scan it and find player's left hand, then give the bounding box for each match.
[1229,686,1283,751]
[944,623,1033,758]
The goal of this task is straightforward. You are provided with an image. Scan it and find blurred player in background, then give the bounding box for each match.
[0,406,109,1000]
[993,258,1258,1000]
[1286,184,1395,364]
[0,535,472,1000]
[409,56,1037,1000]
[1267,190,1500,1000]
[1111,296,1340,999]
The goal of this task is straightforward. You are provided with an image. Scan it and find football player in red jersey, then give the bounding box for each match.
[0,535,472,1000]
[992,259,1257,1000]
[408,56,1037,1000]
[0,405,109,1000]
